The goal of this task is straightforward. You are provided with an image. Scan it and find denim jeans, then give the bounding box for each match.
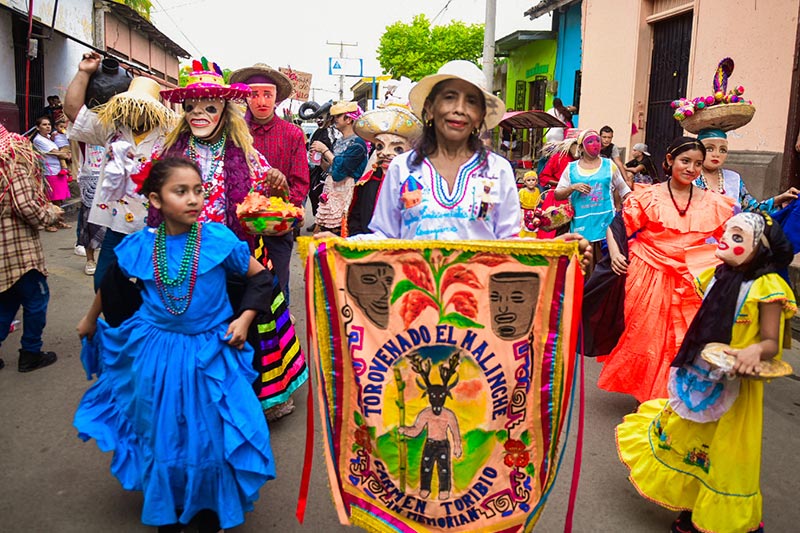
[93,229,126,292]
[0,270,50,353]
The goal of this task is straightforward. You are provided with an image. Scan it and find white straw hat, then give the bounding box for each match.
[409,60,505,130]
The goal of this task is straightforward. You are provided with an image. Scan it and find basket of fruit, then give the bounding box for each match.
[236,191,304,236]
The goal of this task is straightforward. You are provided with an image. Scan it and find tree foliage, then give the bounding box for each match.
[116,0,153,21]
[377,15,484,81]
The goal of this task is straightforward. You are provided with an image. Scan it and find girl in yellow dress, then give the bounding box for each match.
[616,212,796,533]
[519,170,542,237]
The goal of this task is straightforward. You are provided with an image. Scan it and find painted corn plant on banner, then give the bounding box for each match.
[302,237,583,533]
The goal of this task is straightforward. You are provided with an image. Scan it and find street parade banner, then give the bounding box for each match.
[301,238,583,533]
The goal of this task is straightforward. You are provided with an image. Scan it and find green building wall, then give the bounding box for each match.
[505,39,558,112]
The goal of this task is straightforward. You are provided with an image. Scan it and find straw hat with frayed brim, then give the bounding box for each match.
[409,60,505,130]
[354,105,423,144]
[229,63,293,103]
[94,77,175,130]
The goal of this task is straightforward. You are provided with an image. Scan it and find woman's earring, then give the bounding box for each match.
[472,127,480,136]
[426,119,433,128]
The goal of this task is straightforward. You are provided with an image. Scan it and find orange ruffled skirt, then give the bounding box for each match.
[596,251,700,402]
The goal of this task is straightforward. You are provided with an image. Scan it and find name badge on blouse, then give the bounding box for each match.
[476,177,500,220]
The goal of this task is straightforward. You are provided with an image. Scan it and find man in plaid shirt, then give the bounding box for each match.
[0,125,62,372]
[230,64,309,298]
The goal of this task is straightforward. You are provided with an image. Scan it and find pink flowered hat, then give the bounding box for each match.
[160,57,251,103]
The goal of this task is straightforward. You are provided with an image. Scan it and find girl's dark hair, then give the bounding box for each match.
[662,136,706,176]
[553,98,572,123]
[141,157,201,196]
[410,79,488,170]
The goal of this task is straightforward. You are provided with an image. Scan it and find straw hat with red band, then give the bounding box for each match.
[161,58,251,104]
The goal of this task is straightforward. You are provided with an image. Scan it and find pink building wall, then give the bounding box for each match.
[688,1,797,153]
[580,0,799,157]
[580,0,643,154]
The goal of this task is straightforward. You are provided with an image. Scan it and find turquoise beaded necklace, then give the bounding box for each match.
[152,222,201,315]
[186,133,227,199]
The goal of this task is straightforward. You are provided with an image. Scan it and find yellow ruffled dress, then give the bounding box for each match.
[519,187,541,238]
[616,270,796,533]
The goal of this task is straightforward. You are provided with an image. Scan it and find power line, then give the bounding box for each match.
[151,0,202,57]
[431,0,455,25]
[151,0,207,12]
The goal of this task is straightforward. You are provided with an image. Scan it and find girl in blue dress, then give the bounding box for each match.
[75,158,275,532]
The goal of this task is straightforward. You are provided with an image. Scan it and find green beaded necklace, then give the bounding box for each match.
[152,222,201,315]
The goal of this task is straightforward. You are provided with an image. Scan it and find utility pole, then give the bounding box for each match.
[327,40,358,101]
[482,0,497,90]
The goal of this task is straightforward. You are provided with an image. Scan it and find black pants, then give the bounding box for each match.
[158,509,220,533]
[420,439,451,493]
[308,167,326,216]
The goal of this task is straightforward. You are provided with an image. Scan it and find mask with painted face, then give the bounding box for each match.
[582,134,602,157]
[715,212,764,267]
[374,133,412,170]
[183,98,225,140]
[247,83,277,120]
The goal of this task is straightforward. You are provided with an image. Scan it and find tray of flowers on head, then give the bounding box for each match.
[236,184,304,236]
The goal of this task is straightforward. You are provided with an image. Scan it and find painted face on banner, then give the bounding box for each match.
[347,262,395,329]
[374,133,412,170]
[489,272,540,340]
[582,134,602,157]
[716,212,762,267]
[247,83,277,120]
[183,98,224,139]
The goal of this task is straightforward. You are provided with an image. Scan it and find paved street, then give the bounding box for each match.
[1,220,799,532]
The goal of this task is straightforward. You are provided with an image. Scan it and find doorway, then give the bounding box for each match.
[781,2,800,189]
[12,15,46,132]
[528,76,547,158]
[644,11,693,177]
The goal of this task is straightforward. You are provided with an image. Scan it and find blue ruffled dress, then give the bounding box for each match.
[74,222,275,528]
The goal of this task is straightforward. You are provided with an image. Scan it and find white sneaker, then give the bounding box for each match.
[84,261,96,276]
[74,245,86,257]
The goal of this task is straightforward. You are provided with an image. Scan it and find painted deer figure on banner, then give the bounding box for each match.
[399,351,463,500]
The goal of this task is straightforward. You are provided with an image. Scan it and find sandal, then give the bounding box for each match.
[44,226,58,232]
[265,398,295,422]
[56,221,72,229]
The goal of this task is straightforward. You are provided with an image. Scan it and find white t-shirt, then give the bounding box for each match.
[32,134,61,176]
[68,105,168,234]
[556,160,631,197]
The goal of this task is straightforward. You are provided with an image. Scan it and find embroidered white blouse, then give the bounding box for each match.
[367,150,521,241]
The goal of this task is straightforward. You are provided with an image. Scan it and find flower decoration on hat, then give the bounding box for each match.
[671,57,755,133]
[161,57,251,104]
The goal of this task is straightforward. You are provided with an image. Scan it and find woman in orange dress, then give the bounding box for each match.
[597,137,735,402]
